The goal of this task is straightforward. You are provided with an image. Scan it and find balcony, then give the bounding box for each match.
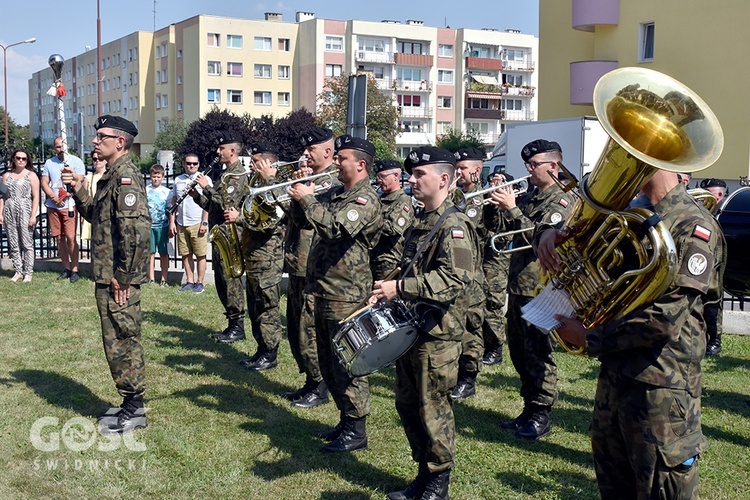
[570,60,618,104]
[502,59,535,72]
[465,56,503,71]
[573,0,619,32]
[464,108,504,120]
[398,106,433,118]
[355,50,395,64]
[393,79,433,92]
[504,109,534,121]
[373,76,392,91]
[465,81,535,97]
[394,53,434,67]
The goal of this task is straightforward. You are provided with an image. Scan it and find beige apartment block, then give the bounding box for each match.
[539,0,750,184]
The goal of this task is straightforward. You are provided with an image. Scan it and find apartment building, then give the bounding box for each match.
[538,0,749,183]
[29,12,538,159]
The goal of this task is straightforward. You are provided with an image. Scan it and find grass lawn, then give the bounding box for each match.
[1,270,749,499]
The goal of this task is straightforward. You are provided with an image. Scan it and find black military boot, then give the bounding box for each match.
[450,372,477,400]
[281,377,316,401]
[321,416,368,453]
[100,395,148,436]
[501,406,533,430]
[421,469,451,500]
[706,334,722,356]
[387,462,429,500]
[293,380,330,408]
[516,404,551,440]
[215,318,246,343]
[482,348,503,366]
[239,350,263,366]
[246,348,278,371]
[317,413,346,442]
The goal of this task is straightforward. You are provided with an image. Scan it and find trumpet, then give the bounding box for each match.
[241,171,334,230]
[248,158,307,187]
[453,175,531,210]
[490,227,535,255]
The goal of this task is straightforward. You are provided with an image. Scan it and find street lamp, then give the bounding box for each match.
[2,37,36,148]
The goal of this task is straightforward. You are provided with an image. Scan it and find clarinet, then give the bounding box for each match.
[168,155,221,215]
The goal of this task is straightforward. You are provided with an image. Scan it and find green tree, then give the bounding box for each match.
[316,74,399,156]
[1,107,33,163]
[435,127,485,153]
[179,107,253,162]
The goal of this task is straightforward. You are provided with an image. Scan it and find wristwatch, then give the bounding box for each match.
[201,221,208,226]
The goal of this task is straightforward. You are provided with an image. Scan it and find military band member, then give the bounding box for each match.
[226,143,285,370]
[371,158,414,281]
[373,146,477,500]
[700,177,728,356]
[450,147,488,400]
[488,139,575,440]
[287,134,382,453]
[61,115,150,435]
[280,127,339,408]
[192,132,250,343]
[540,170,724,499]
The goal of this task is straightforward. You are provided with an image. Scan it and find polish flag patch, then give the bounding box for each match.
[692,224,712,242]
[403,206,410,213]
[451,228,465,239]
[356,197,369,205]
[120,177,131,185]
[559,198,569,208]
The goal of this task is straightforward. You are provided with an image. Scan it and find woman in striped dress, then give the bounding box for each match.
[0,148,40,282]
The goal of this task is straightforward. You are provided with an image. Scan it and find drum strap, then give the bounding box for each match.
[400,206,459,280]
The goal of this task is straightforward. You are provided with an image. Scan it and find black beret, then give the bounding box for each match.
[700,178,727,189]
[95,115,138,137]
[521,139,562,163]
[334,134,375,158]
[300,127,333,147]
[373,159,403,174]
[404,146,456,174]
[454,147,486,162]
[249,142,278,156]
[215,131,243,147]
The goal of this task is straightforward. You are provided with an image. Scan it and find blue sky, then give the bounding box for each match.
[1,0,538,125]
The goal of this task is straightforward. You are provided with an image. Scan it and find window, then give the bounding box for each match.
[398,120,425,133]
[326,64,343,78]
[208,61,221,75]
[155,96,160,110]
[278,65,290,79]
[161,69,167,83]
[468,98,490,109]
[227,62,243,77]
[177,102,183,111]
[502,74,523,86]
[504,49,524,61]
[396,68,422,82]
[177,75,183,85]
[278,92,290,106]
[358,64,385,79]
[177,49,182,58]
[437,70,454,83]
[254,64,271,78]
[207,33,220,47]
[278,38,290,51]
[437,122,452,134]
[398,41,423,54]
[254,37,272,50]
[161,94,168,107]
[437,96,452,108]
[466,122,489,135]
[208,89,221,103]
[134,48,138,60]
[358,38,386,53]
[227,90,243,104]
[227,34,243,49]
[325,36,344,52]
[640,22,655,61]
[160,44,167,57]
[156,72,161,84]
[501,99,523,110]
[254,91,272,105]
[438,44,453,57]
[397,95,422,107]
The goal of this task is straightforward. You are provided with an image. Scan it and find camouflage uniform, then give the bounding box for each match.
[584,186,724,498]
[283,165,340,382]
[238,189,284,354]
[455,185,487,378]
[482,202,510,354]
[73,154,151,399]
[194,161,249,321]
[497,183,574,408]
[371,188,414,281]
[395,198,477,473]
[295,177,381,419]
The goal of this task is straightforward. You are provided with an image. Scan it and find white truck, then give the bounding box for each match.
[486,116,610,183]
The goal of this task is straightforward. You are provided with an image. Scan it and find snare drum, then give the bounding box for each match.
[334,300,417,377]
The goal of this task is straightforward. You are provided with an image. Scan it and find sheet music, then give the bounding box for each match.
[521,283,575,333]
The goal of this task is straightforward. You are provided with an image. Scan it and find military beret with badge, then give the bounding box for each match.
[454,147,486,162]
[521,139,562,163]
[95,115,138,137]
[403,146,456,174]
[334,134,376,157]
[373,159,403,174]
[699,178,727,189]
[300,127,334,147]
[214,131,243,147]
[249,142,278,155]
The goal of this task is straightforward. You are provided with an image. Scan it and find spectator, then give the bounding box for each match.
[147,164,173,286]
[81,153,108,241]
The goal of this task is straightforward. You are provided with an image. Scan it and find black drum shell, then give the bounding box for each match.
[717,187,750,297]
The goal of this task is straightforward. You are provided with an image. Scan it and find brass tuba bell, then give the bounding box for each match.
[548,67,724,354]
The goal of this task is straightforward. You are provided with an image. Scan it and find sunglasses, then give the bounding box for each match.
[95,132,119,141]
[184,162,199,166]
[15,156,28,161]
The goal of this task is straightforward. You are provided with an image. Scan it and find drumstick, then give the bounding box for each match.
[339,267,401,325]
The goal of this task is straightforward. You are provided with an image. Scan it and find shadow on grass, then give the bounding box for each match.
[11,369,111,417]
[497,469,596,499]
